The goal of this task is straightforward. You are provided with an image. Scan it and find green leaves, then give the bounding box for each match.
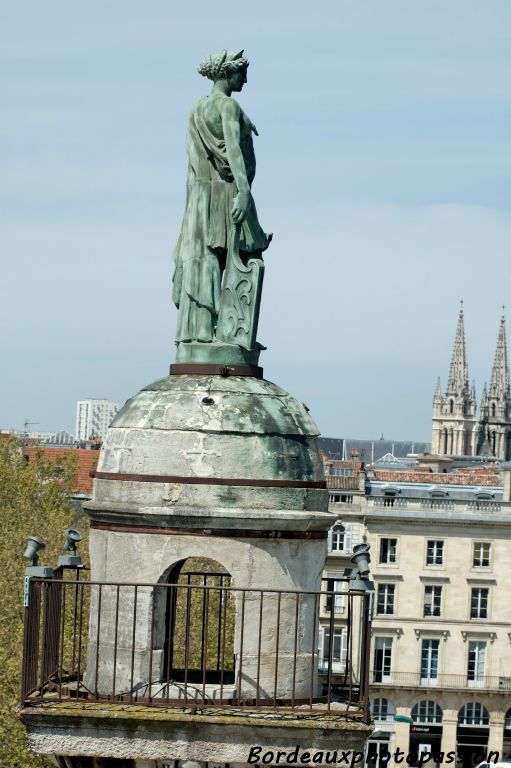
[0,436,87,768]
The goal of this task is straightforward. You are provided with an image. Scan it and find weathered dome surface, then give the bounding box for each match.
[99,375,323,478]
[88,375,330,525]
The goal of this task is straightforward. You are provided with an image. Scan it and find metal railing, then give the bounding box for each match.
[370,671,511,692]
[21,574,371,718]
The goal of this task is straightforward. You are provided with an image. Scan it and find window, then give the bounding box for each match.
[331,467,353,477]
[379,538,397,564]
[470,588,489,619]
[324,576,345,615]
[373,638,393,683]
[458,702,489,725]
[505,707,511,729]
[420,640,439,681]
[473,542,491,568]
[412,700,442,724]
[467,641,486,685]
[318,627,347,672]
[376,584,395,615]
[328,524,351,553]
[426,540,444,566]
[371,698,396,722]
[424,585,442,617]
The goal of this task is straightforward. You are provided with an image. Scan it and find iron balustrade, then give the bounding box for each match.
[21,574,371,719]
[370,670,511,692]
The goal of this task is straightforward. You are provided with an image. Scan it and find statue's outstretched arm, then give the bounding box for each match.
[221,100,251,225]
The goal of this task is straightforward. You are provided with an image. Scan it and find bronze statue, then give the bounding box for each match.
[172,50,271,365]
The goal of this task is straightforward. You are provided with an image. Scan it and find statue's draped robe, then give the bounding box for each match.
[172,96,271,343]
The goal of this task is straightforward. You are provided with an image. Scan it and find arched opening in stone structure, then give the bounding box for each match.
[456,703,489,768]
[410,700,443,759]
[159,557,236,686]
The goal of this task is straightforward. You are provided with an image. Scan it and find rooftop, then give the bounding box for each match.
[22,446,98,494]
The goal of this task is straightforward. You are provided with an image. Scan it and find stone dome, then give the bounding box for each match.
[87,375,329,528]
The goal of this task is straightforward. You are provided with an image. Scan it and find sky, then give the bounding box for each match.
[2,1,511,441]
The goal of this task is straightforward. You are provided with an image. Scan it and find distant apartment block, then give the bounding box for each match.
[75,399,119,441]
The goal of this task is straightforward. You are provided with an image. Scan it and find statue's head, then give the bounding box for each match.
[198,50,249,91]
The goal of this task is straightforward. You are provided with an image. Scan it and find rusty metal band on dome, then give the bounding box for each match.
[91,522,327,539]
[169,362,263,378]
[93,471,326,490]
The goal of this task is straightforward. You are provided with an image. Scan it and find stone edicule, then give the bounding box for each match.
[21,374,370,765]
[80,374,335,702]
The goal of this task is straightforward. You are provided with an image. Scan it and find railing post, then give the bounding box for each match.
[359,590,373,722]
[21,578,41,704]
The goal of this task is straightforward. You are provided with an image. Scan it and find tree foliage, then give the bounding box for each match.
[0,436,87,768]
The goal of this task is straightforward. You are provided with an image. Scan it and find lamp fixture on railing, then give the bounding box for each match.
[22,536,54,607]
[58,529,83,569]
[345,543,374,594]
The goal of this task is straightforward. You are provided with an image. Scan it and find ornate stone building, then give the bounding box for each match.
[432,307,511,460]
[323,459,511,767]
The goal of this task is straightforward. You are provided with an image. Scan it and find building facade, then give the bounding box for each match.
[432,307,511,460]
[75,398,119,441]
[322,458,511,767]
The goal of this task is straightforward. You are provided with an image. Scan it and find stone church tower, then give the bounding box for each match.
[476,313,511,460]
[432,304,477,456]
[432,308,511,460]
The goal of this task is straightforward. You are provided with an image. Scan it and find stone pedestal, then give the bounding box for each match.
[20,703,372,766]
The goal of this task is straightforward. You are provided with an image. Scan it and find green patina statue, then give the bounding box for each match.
[172,50,271,366]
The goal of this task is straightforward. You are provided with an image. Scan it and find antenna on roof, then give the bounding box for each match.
[23,419,39,435]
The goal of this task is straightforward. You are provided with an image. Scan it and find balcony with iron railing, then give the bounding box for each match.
[20,573,371,720]
[370,670,511,693]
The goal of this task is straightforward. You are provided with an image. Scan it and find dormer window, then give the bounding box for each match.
[430,489,448,498]
[382,487,399,507]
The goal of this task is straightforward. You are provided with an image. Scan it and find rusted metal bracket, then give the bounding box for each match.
[169,363,263,378]
[92,471,326,490]
[91,522,328,539]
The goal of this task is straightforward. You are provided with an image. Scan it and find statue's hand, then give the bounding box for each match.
[232,190,250,224]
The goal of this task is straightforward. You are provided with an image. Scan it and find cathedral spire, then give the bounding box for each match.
[446,302,469,396]
[433,377,442,404]
[479,382,488,416]
[489,311,510,400]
